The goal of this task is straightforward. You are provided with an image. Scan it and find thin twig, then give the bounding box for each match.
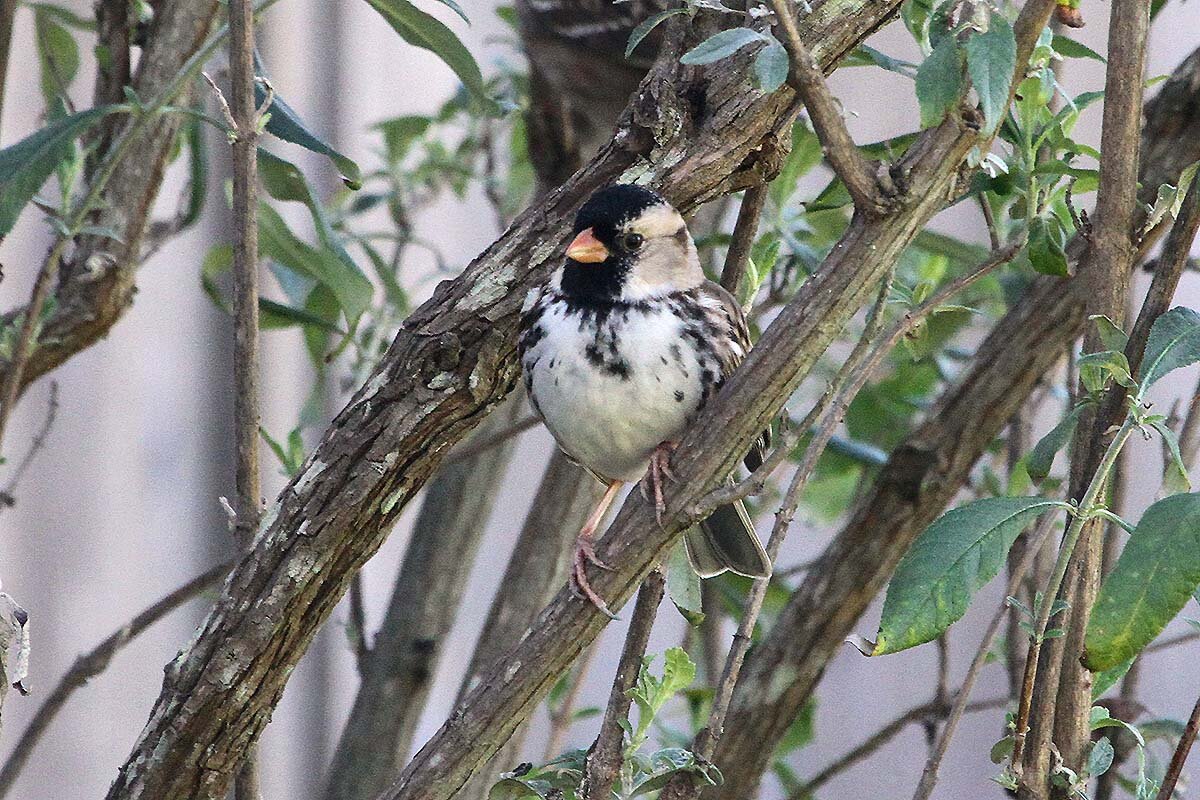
[1155,696,1200,800]
[979,195,1002,251]
[228,0,263,795]
[659,271,898,800]
[912,511,1060,800]
[720,185,769,295]
[443,415,539,465]
[769,0,882,214]
[0,562,231,799]
[0,382,58,509]
[792,696,1009,798]
[582,571,665,800]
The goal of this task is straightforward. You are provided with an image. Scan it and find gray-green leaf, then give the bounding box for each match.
[626,8,688,59]
[874,496,1068,654]
[1150,420,1191,494]
[753,38,789,92]
[965,13,1017,134]
[1084,492,1200,670]
[1027,403,1086,484]
[915,36,964,129]
[0,105,120,235]
[1138,306,1200,392]
[255,77,363,189]
[364,0,496,113]
[666,541,704,625]
[679,28,768,65]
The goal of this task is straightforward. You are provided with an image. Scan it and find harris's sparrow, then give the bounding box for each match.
[518,184,772,615]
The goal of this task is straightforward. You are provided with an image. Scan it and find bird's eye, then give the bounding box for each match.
[621,232,645,251]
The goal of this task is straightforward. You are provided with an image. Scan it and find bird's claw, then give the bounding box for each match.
[645,441,678,527]
[571,536,618,619]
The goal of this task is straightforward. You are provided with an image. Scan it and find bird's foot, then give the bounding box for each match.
[571,535,617,619]
[642,440,679,526]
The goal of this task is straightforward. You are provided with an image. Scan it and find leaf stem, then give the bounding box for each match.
[1011,415,1137,771]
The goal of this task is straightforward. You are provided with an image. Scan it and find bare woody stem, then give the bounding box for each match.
[583,571,665,800]
[1154,696,1200,800]
[228,0,263,796]
[1011,417,1137,771]
[719,184,769,295]
[769,0,882,215]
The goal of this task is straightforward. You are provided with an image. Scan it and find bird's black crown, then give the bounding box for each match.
[573,184,666,237]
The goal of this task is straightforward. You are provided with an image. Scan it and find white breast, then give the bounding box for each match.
[522,298,706,482]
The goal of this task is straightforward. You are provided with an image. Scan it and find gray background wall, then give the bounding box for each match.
[0,3,1198,798]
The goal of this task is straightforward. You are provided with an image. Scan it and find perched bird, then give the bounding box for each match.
[518,184,772,615]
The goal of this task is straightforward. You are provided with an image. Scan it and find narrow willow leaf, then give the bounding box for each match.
[626,8,688,59]
[1052,34,1106,63]
[1028,403,1086,484]
[433,0,468,24]
[915,36,963,129]
[679,28,767,65]
[1150,420,1191,494]
[364,0,496,113]
[257,150,373,324]
[1085,492,1200,671]
[965,13,1017,134]
[842,44,917,76]
[1138,306,1200,391]
[874,496,1068,655]
[1078,349,1136,393]
[258,203,373,325]
[666,540,704,626]
[34,6,81,105]
[0,105,119,235]
[753,38,789,92]
[254,76,363,189]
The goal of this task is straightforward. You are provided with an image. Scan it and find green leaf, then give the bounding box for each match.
[374,115,432,163]
[874,496,1068,654]
[666,541,705,625]
[433,0,468,24]
[1085,492,1200,670]
[661,646,697,696]
[1138,307,1200,392]
[34,6,81,105]
[842,44,917,76]
[1150,420,1191,494]
[1053,34,1106,63]
[1091,655,1135,699]
[1027,215,1070,276]
[255,74,363,189]
[626,8,688,59]
[0,106,119,235]
[965,13,1017,134]
[915,36,964,129]
[1087,738,1115,779]
[753,38,789,92]
[257,151,374,324]
[1079,350,1137,392]
[1028,403,1086,484]
[1090,314,1130,353]
[679,28,768,65]
[258,203,373,325]
[303,284,343,364]
[364,0,496,113]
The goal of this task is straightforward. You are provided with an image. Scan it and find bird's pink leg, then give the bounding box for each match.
[643,440,679,525]
[572,479,624,619]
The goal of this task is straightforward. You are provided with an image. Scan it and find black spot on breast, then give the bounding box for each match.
[518,322,546,354]
[607,360,632,380]
[674,390,685,403]
[584,343,605,368]
[660,355,669,366]
[668,343,683,363]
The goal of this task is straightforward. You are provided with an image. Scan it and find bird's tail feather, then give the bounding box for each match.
[685,499,771,579]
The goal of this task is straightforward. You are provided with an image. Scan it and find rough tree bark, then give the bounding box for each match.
[709,43,1200,799]
[102,4,905,798]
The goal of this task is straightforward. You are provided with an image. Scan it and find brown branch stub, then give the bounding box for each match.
[769,0,887,215]
[719,184,769,295]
